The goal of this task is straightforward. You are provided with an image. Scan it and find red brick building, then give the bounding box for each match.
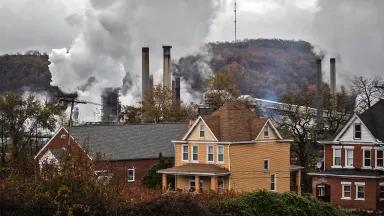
[309,100,384,212]
[35,123,187,184]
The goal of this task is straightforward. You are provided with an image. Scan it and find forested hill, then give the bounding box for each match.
[174,39,319,100]
[0,51,73,98]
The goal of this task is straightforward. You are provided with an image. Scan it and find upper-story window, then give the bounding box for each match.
[264,159,270,170]
[332,147,342,167]
[192,145,199,162]
[377,150,384,168]
[127,167,135,182]
[217,145,224,163]
[270,174,276,191]
[263,125,269,138]
[207,145,214,162]
[199,124,205,138]
[363,149,371,168]
[345,147,354,168]
[354,123,361,139]
[182,145,189,161]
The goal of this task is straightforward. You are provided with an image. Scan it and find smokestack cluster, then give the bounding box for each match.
[163,46,172,89]
[175,76,181,111]
[142,47,150,101]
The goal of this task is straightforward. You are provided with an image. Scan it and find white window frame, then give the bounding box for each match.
[217,145,224,163]
[344,146,354,168]
[353,123,362,140]
[332,146,342,168]
[199,124,205,138]
[192,144,199,162]
[317,185,325,197]
[207,145,214,163]
[341,182,352,200]
[376,149,384,169]
[270,174,276,191]
[355,182,365,200]
[127,168,135,182]
[379,182,384,201]
[182,144,189,162]
[264,159,270,171]
[263,125,269,138]
[362,147,372,169]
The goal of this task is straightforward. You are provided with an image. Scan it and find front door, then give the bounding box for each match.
[316,184,331,202]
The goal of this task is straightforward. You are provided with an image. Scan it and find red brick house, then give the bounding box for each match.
[35,123,187,184]
[309,100,384,212]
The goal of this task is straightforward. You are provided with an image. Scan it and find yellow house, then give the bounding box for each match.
[158,102,302,193]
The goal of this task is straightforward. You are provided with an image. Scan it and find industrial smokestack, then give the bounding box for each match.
[142,47,150,102]
[316,59,323,123]
[163,45,172,89]
[175,76,181,111]
[330,58,336,98]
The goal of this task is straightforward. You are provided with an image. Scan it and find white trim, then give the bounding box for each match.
[127,167,135,182]
[255,120,283,140]
[34,127,66,159]
[343,146,355,149]
[354,182,366,186]
[264,159,270,171]
[362,148,372,169]
[181,116,218,141]
[270,173,277,191]
[191,144,199,162]
[334,114,377,142]
[332,145,342,149]
[158,170,230,176]
[353,123,362,140]
[307,172,384,179]
[341,182,352,200]
[344,148,354,168]
[355,182,365,200]
[376,149,384,169]
[263,124,269,138]
[332,146,342,168]
[217,145,224,163]
[380,182,384,186]
[181,144,189,162]
[172,139,293,144]
[206,145,214,163]
[361,146,373,150]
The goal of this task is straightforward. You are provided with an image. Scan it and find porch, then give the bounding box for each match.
[158,163,230,192]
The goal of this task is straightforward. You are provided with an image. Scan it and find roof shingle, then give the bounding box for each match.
[358,99,384,142]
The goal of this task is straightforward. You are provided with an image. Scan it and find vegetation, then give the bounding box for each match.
[142,153,173,189]
[351,75,384,113]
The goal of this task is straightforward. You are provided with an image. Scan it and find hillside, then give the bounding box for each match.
[174,39,319,100]
[0,51,73,99]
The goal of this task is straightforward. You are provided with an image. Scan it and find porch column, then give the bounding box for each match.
[296,170,302,196]
[162,174,167,192]
[195,175,200,193]
[210,176,218,192]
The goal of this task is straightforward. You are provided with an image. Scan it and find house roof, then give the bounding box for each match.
[201,101,269,141]
[70,123,188,161]
[157,163,230,176]
[308,168,384,179]
[358,99,384,142]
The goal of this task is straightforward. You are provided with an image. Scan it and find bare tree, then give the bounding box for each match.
[352,76,384,113]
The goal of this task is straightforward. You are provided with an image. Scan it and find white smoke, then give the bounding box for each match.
[49,0,223,121]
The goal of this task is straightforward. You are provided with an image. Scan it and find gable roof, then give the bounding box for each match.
[200,101,271,141]
[71,123,188,161]
[358,99,384,142]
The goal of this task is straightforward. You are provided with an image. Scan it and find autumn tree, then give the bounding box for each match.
[352,75,384,113]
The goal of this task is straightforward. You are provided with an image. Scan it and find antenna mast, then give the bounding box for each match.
[234,0,237,42]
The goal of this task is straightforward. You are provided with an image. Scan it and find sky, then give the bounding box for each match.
[0,0,383,121]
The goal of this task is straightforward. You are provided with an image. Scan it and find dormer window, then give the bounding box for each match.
[264,125,269,138]
[199,124,205,138]
[354,123,361,139]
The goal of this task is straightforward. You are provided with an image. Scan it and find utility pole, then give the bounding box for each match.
[234,0,237,42]
[59,98,87,146]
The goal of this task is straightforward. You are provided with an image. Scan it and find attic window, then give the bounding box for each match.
[354,123,361,139]
[60,134,67,139]
[199,124,205,138]
[263,125,269,138]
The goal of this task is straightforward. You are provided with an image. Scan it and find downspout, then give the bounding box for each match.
[228,144,231,190]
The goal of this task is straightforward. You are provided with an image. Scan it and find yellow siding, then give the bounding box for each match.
[255,122,279,140]
[186,120,217,141]
[229,142,291,192]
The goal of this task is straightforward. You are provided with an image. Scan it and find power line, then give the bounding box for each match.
[234,0,237,42]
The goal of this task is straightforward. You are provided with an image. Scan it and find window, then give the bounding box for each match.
[380,183,384,200]
[218,177,225,191]
[182,145,189,161]
[333,147,342,167]
[377,150,384,168]
[355,183,365,200]
[341,182,351,199]
[345,148,354,168]
[199,124,205,138]
[218,145,224,163]
[192,145,199,162]
[363,149,371,168]
[207,145,214,162]
[354,123,361,139]
[264,125,269,138]
[270,174,276,191]
[264,159,270,170]
[127,168,135,182]
[317,185,325,197]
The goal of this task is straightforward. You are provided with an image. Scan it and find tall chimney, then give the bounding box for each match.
[175,77,181,111]
[142,47,150,102]
[330,58,336,98]
[316,58,323,123]
[163,45,172,89]
[149,74,153,98]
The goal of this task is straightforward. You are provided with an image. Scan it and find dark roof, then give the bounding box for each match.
[71,123,188,161]
[358,99,384,142]
[158,163,230,176]
[202,102,268,141]
[308,168,384,178]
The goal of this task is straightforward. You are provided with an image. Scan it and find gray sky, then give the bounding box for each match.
[0,0,383,121]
